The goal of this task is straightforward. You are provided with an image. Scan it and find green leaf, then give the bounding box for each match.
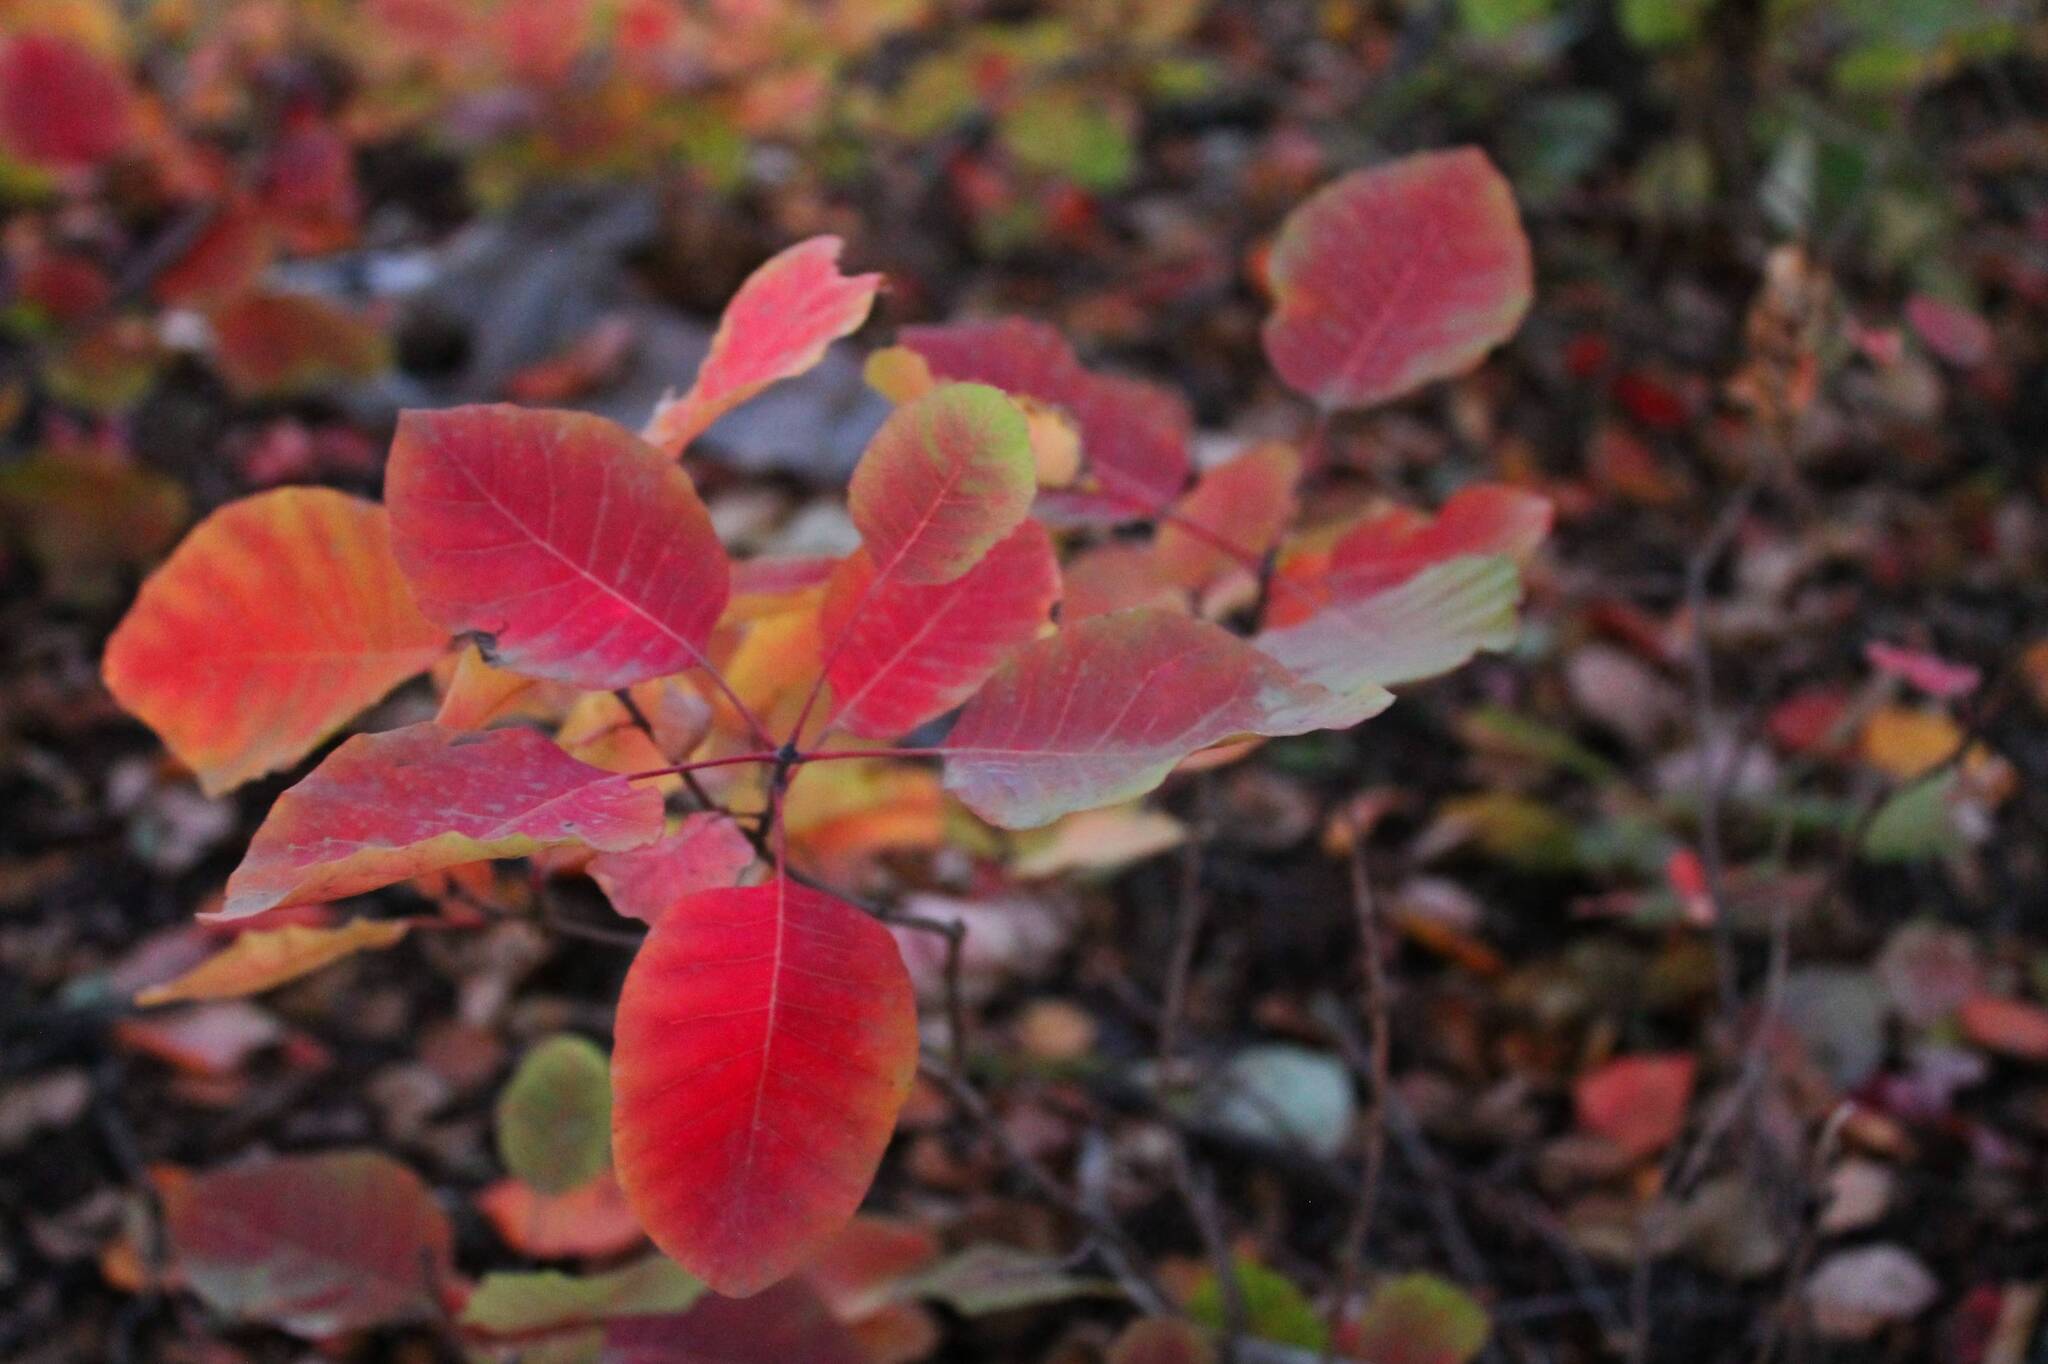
[461,1255,703,1336]
[999,88,1135,191]
[1345,1273,1490,1364]
[1188,1258,1325,1350]
[898,1244,1122,1315]
[1862,771,1963,863]
[1619,0,1715,49]
[497,1034,613,1194]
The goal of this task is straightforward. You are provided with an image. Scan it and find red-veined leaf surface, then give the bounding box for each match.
[1267,483,1552,628]
[943,608,1388,829]
[221,723,663,919]
[135,919,411,1006]
[898,318,1191,521]
[588,814,758,924]
[644,237,882,457]
[388,404,729,690]
[611,876,919,1297]
[1153,442,1301,590]
[846,383,1035,585]
[1262,148,1532,410]
[0,34,136,170]
[603,1278,868,1364]
[102,487,447,795]
[159,1150,454,1337]
[821,521,1059,740]
[1255,555,1525,698]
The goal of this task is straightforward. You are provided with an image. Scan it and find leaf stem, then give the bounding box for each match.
[620,750,781,782]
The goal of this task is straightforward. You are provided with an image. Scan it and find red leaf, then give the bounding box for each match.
[644,237,882,456]
[160,1150,454,1337]
[1262,148,1532,410]
[1574,1053,1695,1159]
[0,34,135,170]
[899,317,1192,521]
[1153,443,1301,591]
[847,383,1036,586]
[588,814,758,925]
[1268,485,1550,629]
[154,198,275,306]
[1255,557,1526,703]
[221,723,663,920]
[612,876,919,1297]
[388,404,729,690]
[820,521,1059,740]
[943,608,1386,828]
[102,488,447,795]
[603,1279,868,1364]
[1904,293,1993,369]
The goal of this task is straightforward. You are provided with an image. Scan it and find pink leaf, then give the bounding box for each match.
[846,383,1036,585]
[221,723,663,919]
[1262,148,1532,410]
[644,237,882,457]
[1153,443,1301,591]
[943,608,1387,828]
[160,1150,454,1337]
[1904,293,1993,369]
[588,814,758,925]
[611,876,919,1297]
[387,404,729,690]
[821,521,1060,740]
[1864,641,1981,700]
[899,317,1192,522]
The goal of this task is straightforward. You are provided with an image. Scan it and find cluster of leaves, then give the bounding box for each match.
[95,145,1548,1329]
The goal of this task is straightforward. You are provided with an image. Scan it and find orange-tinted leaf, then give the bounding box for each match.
[612,876,919,1297]
[1339,1274,1490,1364]
[1154,443,1301,590]
[102,488,447,795]
[209,292,387,398]
[136,919,410,1006]
[588,814,758,924]
[435,642,579,729]
[603,1279,867,1364]
[899,317,1192,521]
[644,237,882,457]
[784,759,945,877]
[1255,556,1524,702]
[388,405,729,690]
[804,1216,940,1320]
[822,521,1059,740]
[478,1172,647,1259]
[0,34,135,170]
[944,609,1387,828]
[160,1150,454,1336]
[1957,994,2048,1063]
[1263,148,1532,410]
[221,723,663,919]
[846,384,1035,586]
[1574,1053,1695,1159]
[1062,542,1184,620]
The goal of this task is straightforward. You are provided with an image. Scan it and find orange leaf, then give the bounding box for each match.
[137,919,411,1006]
[102,488,447,795]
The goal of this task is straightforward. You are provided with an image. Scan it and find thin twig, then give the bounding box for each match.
[1326,830,1391,1359]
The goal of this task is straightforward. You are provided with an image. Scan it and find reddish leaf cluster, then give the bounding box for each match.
[103,150,1543,1299]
